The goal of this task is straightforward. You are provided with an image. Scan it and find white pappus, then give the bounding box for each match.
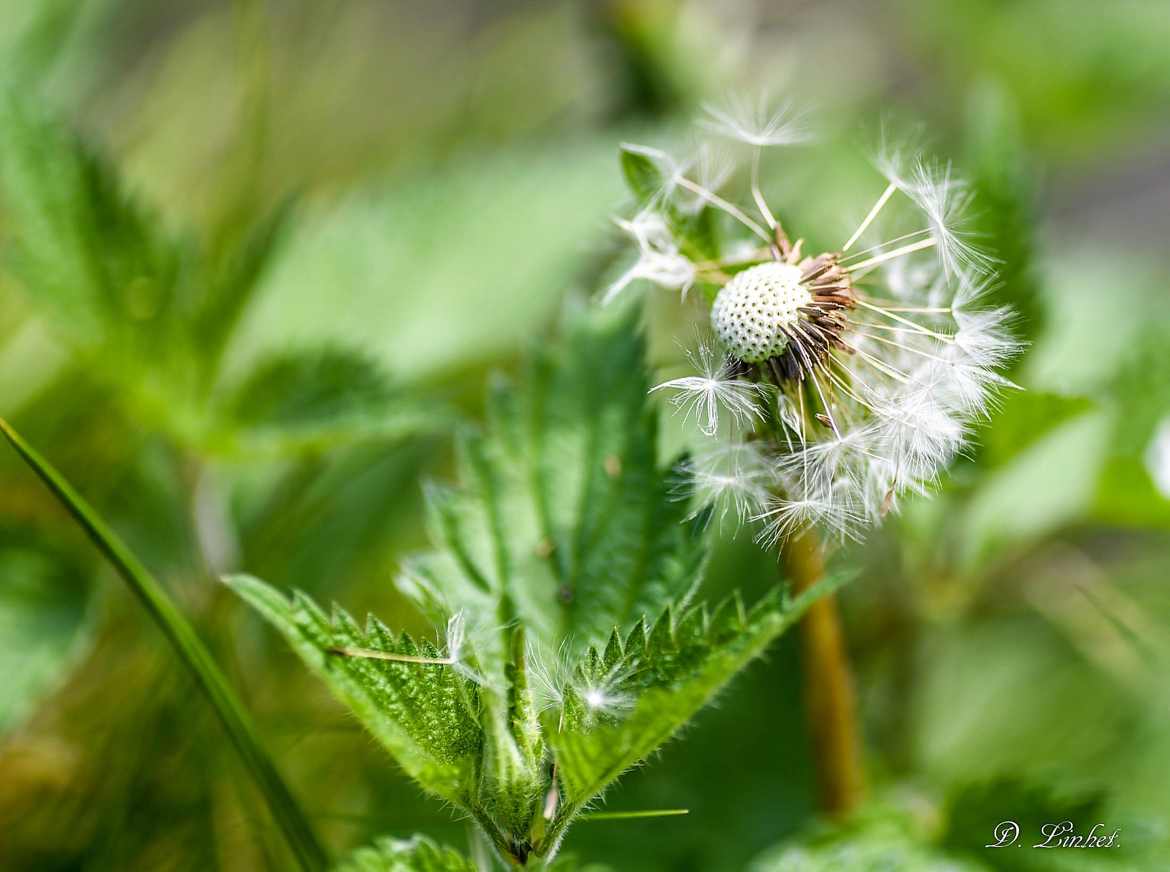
[609,101,1021,543]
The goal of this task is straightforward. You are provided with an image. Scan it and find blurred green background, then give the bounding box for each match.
[1,1,1168,869]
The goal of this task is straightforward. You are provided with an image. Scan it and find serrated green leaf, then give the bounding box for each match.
[0,95,184,349]
[218,347,447,456]
[229,304,846,864]
[333,835,476,872]
[409,303,706,656]
[225,574,481,804]
[548,573,851,814]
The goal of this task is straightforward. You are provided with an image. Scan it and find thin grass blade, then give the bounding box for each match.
[0,417,328,872]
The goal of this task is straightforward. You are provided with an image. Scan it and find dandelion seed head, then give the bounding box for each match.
[712,262,810,363]
[609,101,1020,542]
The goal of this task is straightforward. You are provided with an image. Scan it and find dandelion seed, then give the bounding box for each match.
[527,638,573,717]
[650,342,768,436]
[671,143,736,214]
[755,493,862,547]
[444,612,466,663]
[681,443,774,529]
[699,95,810,148]
[328,611,470,669]
[605,210,696,304]
[906,160,997,279]
[575,680,633,720]
[584,688,607,709]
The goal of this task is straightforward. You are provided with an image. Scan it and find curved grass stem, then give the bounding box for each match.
[0,418,328,871]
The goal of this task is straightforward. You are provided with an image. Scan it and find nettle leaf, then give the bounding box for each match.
[406,303,705,655]
[548,577,850,815]
[0,96,185,350]
[332,835,477,872]
[219,347,447,456]
[0,99,342,453]
[226,574,480,804]
[232,305,831,864]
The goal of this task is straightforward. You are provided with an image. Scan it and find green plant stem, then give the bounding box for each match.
[580,808,689,821]
[0,417,329,872]
[781,529,865,818]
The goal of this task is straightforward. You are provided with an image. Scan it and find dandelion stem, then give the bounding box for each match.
[780,529,864,818]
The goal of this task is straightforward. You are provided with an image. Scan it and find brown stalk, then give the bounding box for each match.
[781,529,865,817]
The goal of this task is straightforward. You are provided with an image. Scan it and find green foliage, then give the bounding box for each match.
[413,303,705,653]
[1091,325,1170,529]
[619,147,663,204]
[974,390,1095,471]
[0,530,93,732]
[220,347,444,455]
[241,139,622,384]
[231,305,833,864]
[333,835,477,872]
[0,97,180,345]
[228,575,481,804]
[964,82,1045,346]
[547,580,847,814]
[750,812,990,872]
[333,835,611,872]
[0,97,441,459]
[0,419,328,872]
